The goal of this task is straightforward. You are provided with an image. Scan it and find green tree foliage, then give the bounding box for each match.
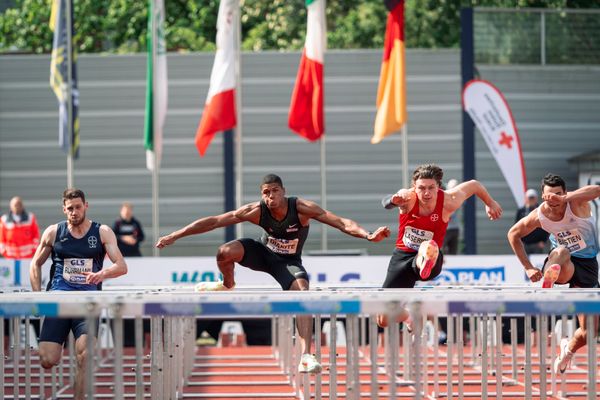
[0,0,54,53]
[327,1,388,49]
[0,0,598,54]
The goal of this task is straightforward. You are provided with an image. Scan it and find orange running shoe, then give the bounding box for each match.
[542,264,561,288]
[417,240,439,280]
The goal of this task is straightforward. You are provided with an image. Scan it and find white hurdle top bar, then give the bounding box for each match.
[1,285,600,317]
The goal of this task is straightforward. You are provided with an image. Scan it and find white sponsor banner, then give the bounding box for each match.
[463,79,527,208]
[6,255,557,289]
[0,259,15,286]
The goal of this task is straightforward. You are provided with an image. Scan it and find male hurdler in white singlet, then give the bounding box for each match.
[508,173,600,375]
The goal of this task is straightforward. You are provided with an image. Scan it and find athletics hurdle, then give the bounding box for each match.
[0,285,599,399]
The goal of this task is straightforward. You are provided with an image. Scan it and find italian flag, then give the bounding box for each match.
[371,0,406,144]
[195,0,237,157]
[288,0,326,141]
[144,0,168,170]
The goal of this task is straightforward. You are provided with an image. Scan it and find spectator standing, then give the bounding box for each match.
[515,188,549,255]
[112,202,145,257]
[0,196,40,259]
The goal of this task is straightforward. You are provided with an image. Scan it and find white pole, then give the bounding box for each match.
[402,124,409,188]
[67,153,74,188]
[320,138,327,250]
[66,0,74,188]
[234,3,243,239]
[319,0,327,251]
[151,0,160,257]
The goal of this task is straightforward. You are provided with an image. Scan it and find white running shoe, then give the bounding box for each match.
[554,337,573,375]
[194,281,234,292]
[404,314,413,333]
[298,353,322,374]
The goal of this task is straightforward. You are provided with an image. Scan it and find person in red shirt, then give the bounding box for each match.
[0,196,40,259]
[378,164,502,327]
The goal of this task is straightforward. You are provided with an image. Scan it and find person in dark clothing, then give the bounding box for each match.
[514,189,549,255]
[112,202,145,257]
[156,173,390,374]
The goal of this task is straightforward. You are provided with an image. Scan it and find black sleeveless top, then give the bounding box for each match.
[259,197,309,259]
[48,221,106,291]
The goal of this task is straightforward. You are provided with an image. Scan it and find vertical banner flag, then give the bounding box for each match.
[195,0,237,157]
[144,0,168,171]
[50,0,79,158]
[288,0,326,141]
[371,0,406,144]
[462,79,527,207]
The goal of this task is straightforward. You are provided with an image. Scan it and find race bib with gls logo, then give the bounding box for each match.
[403,226,434,251]
[556,229,587,253]
[63,258,93,284]
[266,237,299,255]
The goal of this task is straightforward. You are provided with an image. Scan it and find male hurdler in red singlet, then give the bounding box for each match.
[378,164,503,327]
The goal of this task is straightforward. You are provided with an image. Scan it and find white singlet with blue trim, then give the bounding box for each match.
[538,202,599,258]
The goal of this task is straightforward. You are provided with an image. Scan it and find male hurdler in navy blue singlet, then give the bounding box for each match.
[30,189,128,400]
[156,174,391,374]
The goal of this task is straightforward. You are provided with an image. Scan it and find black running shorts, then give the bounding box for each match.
[238,238,309,290]
[382,247,444,289]
[543,254,599,288]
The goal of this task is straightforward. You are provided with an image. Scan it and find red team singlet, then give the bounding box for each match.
[395,189,449,252]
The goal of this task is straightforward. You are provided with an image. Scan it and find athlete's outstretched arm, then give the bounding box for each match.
[446,180,503,220]
[507,211,543,282]
[83,226,128,285]
[155,202,261,248]
[297,198,390,241]
[382,189,416,213]
[544,184,600,205]
[30,225,57,291]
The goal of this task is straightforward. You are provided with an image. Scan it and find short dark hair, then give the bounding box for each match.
[62,188,86,204]
[412,164,444,187]
[541,173,566,193]
[261,174,283,187]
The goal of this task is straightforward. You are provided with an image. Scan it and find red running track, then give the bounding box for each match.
[1,343,599,399]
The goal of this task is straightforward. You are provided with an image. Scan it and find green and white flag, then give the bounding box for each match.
[144,0,168,171]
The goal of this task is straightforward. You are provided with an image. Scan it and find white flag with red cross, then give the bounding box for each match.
[462,79,527,208]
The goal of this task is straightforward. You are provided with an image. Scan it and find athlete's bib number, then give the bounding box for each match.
[63,258,93,284]
[403,226,434,251]
[556,229,587,253]
[266,237,299,255]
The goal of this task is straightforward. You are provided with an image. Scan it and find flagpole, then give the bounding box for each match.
[66,0,74,188]
[234,3,243,239]
[151,0,160,257]
[320,138,327,250]
[402,124,408,188]
[319,0,327,251]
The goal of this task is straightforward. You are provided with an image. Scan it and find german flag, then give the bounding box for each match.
[371,0,406,144]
